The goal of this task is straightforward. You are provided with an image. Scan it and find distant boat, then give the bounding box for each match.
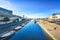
[34,20,36,23]
[14,26,22,31]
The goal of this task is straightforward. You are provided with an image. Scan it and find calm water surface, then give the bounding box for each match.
[10,20,49,40]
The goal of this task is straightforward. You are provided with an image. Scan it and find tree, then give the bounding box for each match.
[3,17,9,22]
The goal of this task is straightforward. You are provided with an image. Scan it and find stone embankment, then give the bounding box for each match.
[36,19,60,40]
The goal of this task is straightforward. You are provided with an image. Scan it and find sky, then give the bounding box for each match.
[0,0,60,18]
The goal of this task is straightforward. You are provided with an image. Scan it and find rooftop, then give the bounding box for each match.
[52,13,60,16]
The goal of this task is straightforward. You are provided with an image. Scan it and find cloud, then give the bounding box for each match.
[0,0,13,9]
[0,0,47,18]
[25,13,46,18]
[18,11,46,18]
[0,0,18,14]
[0,0,24,16]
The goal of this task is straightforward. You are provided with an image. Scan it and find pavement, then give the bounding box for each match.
[36,19,60,40]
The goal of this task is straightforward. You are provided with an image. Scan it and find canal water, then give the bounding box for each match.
[10,20,49,40]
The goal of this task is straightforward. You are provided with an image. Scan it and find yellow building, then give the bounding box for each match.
[48,14,60,22]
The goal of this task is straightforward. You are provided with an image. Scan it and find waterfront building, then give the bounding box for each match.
[0,7,12,21]
[0,7,22,39]
[0,7,22,23]
[48,14,60,20]
[48,13,60,23]
[0,7,12,15]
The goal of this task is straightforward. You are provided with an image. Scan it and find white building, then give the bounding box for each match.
[48,14,60,22]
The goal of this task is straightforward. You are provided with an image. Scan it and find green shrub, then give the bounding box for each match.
[3,17,10,22]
